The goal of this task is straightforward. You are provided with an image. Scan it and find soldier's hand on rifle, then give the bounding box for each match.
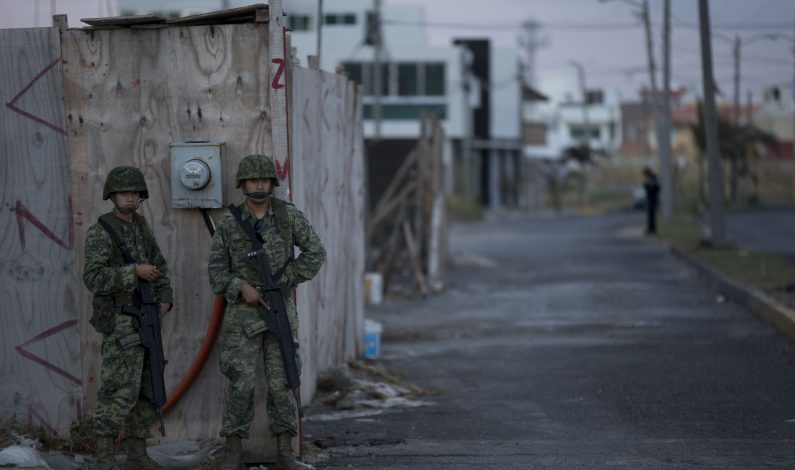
[240,282,271,308]
[135,264,161,282]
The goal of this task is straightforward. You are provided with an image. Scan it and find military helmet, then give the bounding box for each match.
[102,166,149,200]
[235,154,280,188]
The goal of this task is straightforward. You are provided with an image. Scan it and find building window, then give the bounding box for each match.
[424,63,445,96]
[586,90,603,105]
[570,125,600,140]
[524,123,547,145]
[288,15,311,31]
[397,63,418,96]
[363,104,447,120]
[325,13,356,25]
[344,63,362,85]
[342,61,445,99]
[341,61,387,96]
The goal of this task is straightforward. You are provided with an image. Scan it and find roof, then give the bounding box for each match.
[79,3,268,29]
[522,85,549,102]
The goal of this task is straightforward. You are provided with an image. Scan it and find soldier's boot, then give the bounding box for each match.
[219,435,244,470]
[95,436,122,470]
[123,437,165,470]
[275,433,314,470]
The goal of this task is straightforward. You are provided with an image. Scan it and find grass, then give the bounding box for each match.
[659,214,795,306]
[448,196,484,222]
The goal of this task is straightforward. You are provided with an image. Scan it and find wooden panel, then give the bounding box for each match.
[290,67,365,398]
[61,22,272,443]
[0,27,82,437]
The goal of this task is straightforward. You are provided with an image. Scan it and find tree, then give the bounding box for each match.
[540,144,609,212]
[691,103,777,205]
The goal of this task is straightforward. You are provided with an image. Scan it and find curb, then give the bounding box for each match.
[670,245,795,341]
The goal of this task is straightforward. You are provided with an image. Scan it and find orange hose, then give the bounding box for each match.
[161,294,225,414]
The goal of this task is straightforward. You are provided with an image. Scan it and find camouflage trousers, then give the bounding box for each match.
[94,316,158,439]
[219,310,301,438]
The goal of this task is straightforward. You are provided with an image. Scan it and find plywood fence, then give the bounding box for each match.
[290,63,365,386]
[0,26,83,438]
[0,2,364,457]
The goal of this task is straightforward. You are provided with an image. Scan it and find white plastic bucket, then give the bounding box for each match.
[364,272,383,305]
[363,319,383,359]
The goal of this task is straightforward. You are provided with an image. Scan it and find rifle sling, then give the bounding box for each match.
[227,204,287,281]
[98,217,137,265]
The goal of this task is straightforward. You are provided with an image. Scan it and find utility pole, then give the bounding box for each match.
[570,60,591,206]
[570,60,591,146]
[372,0,383,142]
[316,0,323,63]
[640,0,672,220]
[746,89,754,201]
[519,20,548,87]
[731,35,741,204]
[660,0,674,218]
[698,0,726,246]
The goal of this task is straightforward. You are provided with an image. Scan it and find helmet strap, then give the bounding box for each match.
[243,190,272,202]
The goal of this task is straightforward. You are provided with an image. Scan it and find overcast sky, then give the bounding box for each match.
[4,0,793,103]
[386,0,795,102]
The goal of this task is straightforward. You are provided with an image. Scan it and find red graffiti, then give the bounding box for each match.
[271,58,286,90]
[12,195,75,250]
[275,158,290,181]
[320,89,331,131]
[28,404,58,436]
[15,320,82,386]
[5,57,67,135]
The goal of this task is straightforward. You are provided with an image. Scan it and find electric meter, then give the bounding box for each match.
[169,141,225,208]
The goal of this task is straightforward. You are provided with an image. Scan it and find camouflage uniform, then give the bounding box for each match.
[208,155,325,439]
[83,167,173,440]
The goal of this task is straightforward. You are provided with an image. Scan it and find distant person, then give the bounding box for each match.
[643,167,660,235]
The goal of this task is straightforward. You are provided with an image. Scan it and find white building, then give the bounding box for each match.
[286,0,473,150]
[523,70,622,161]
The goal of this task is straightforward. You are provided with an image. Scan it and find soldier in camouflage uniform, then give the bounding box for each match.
[83,166,173,470]
[208,154,325,470]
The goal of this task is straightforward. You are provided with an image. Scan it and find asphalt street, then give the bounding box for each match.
[305,212,795,469]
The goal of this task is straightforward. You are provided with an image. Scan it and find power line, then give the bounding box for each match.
[382,18,640,31]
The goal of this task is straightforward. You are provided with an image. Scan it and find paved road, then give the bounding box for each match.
[305,212,795,469]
